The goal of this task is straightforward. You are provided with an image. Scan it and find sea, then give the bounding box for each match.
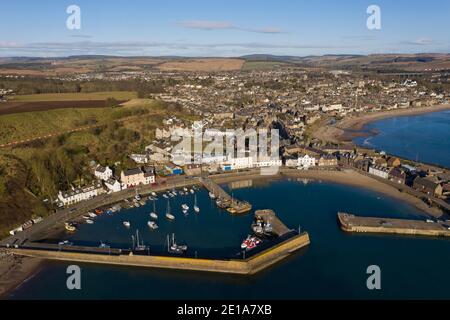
[8,178,450,299]
[354,110,450,168]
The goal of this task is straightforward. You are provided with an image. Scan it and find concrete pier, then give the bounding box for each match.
[338,212,450,237]
[255,209,292,237]
[9,232,310,275]
[200,177,252,214]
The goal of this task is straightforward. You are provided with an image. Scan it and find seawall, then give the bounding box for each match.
[11,232,310,275]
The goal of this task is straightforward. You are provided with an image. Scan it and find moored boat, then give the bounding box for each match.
[148,221,159,230]
[123,221,131,228]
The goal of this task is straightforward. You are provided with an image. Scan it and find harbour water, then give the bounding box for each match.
[354,110,450,168]
[9,179,450,299]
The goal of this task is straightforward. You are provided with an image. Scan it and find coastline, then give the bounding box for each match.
[0,168,443,298]
[0,250,43,299]
[313,104,450,144]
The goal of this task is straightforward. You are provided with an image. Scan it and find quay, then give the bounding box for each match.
[8,232,310,275]
[255,209,292,237]
[338,212,450,237]
[200,177,252,214]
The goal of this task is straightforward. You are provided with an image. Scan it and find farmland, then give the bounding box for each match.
[10,91,137,102]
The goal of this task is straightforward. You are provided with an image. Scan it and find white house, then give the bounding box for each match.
[143,167,156,184]
[94,165,113,181]
[130,154,148,164]
[298,154,316,169]
[228,156,254,170]
[255,156,282,168]
[369,165,389,179]
[58,182,105,206]
[105,178,122,193]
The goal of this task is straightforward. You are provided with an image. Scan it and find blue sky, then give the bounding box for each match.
[0,0,449,57]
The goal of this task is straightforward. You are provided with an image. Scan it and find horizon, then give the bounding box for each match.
[1,0,449,57]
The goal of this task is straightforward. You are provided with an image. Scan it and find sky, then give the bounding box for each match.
[0,0,449,57]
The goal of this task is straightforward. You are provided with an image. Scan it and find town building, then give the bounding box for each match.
[121,168,146,188]
[94,165,113,181]
[369,165,390,179]
[413,177,443,197]
[58,182,105,206]
[105,178,122,193]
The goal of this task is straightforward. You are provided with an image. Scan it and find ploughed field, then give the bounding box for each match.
[0,100,127,116]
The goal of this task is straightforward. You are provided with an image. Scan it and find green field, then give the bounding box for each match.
[10,91,137,102]
[0,99,163,145]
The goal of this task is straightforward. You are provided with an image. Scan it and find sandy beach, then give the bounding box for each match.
[0,250,43,299]
[313,104,450,144]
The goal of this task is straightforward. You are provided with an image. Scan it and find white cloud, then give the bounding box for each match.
[178,20,287,34]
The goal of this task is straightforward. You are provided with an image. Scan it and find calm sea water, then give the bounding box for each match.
[8,179,450,299]
[354,110,450,168]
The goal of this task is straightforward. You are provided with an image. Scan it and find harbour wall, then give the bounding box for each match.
[11,232,310,275]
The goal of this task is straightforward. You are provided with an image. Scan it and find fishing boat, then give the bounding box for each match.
[58,240,73,246]
[94,209,103,215]
[134,190,141,201]
[86,219,94,225]
[240,235,261,251]
[148,221,158,230]
[167,233,187,254]
[165,200,175,221]
[132,230,149,252]
[123,221,131,228]
[150,199,158,219]
[64,222,76,232]
[193,195,200,213]
[99,241,110,249]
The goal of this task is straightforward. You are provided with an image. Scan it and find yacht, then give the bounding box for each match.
[150,199,158,219]
[86,219,94,225]
[181,204,189,211]
[167,234,187,254]
[148,221,159,230]
[193,195,200,213]
[183,187,188,192]
[99,241,110,249]
[123,221,131,228]
[151,192,157,197]
[165,200,175,221]
[190,189,195,194]
[64,222,76,232]
[163,193,169,199]
[88,212,97,218]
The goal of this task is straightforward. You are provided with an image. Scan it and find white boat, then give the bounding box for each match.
[148,221,158,230]
[86,219,94,225]
[88,212,97,218]
[151,192,157,197]
[150,200,158,219]
[163,194,169,199]
[183,187,188,192]
[64,222,76,232]
[190,189,195,194]
[181,204,189,211]
[209,192,216,199]
[166,200,175,221]
[134,202,140,208]
[194,195,200,213]
[123,221,131,228]
[167,233,187,254]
